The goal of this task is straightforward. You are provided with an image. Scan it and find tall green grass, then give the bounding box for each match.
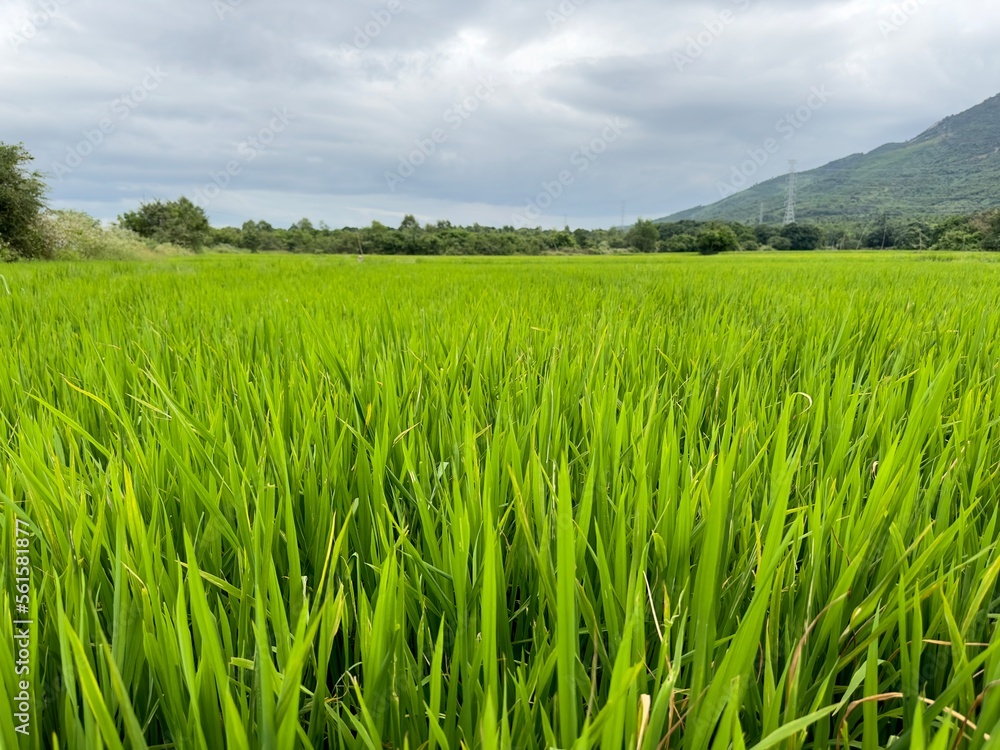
[2,252,1000,748]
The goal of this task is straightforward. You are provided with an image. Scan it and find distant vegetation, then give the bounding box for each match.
[3,140,1000,261]
[194,210,1000,255]
[0,142,194,261]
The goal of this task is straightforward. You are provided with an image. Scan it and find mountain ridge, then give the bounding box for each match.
[658,93,1000,224]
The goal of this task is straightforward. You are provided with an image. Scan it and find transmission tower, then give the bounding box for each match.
[783,160,797,225]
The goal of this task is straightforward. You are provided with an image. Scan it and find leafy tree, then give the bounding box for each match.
[753,225,775,245]
[211,226,244,248]
[118,197,210,250]
[771,236,793,251]
[981,213,1000,251]
[658,220,701,241]
[823,226,850,250]
[362,221,404,255]
[572,228,592,249]
[549,230,578,250]
[399,214,423,254]
[696,226,739,255]
[287,218,317,253]
[897,220,932,250]
[663,234,698,253]
[780,223,824,250]
[627,219,660,253]
[239,220,286,252]
[0,141,49,259]
[934,228,981,251]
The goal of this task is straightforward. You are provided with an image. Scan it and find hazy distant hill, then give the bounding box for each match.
[659,93,1000,224]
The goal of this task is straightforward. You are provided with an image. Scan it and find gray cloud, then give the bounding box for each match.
[3,0,998,229]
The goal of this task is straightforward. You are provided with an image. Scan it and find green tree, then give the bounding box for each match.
[898,220,932,250]
[863,219,899,249]
[663,234,698,253]
[696,226,740,255]
[626,219,659,253]
[287,218,316,253]
[934,228,981,251]
[211,226,245,249]
[118,197,210,250]
[549,230,578,250]
[0,142,49,259]
[982,212,1000,251]
[780,223,824,250]
[399,214,423,254]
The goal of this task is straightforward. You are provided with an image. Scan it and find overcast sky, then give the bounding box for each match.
[2,0,997,229]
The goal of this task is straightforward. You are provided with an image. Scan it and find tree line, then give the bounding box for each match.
[102,199,1000,257]
[3,141,1000,261]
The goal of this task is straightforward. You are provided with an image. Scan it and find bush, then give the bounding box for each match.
[771,236,793,251]
[43,211,152,260]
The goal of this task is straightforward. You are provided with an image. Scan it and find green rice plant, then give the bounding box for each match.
[1,252,1000,748]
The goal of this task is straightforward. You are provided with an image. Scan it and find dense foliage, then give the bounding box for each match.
[5,254,1000,747]
[198,212,1000,255]
[119,197,211,250]
[0,143,48,260]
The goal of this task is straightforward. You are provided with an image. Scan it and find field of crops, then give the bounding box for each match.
[3,252,1000,749]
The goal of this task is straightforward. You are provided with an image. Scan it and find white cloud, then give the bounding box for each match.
[3,0,998,229]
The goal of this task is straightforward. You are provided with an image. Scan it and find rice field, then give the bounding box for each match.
[3,252,1000,749]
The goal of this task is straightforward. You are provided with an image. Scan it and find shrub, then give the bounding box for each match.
[43,211,152,260]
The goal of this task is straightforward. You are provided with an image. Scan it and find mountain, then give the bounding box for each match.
[658,93,1000,224]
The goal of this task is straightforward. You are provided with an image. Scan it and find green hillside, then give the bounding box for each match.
[660,93,1000,224]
